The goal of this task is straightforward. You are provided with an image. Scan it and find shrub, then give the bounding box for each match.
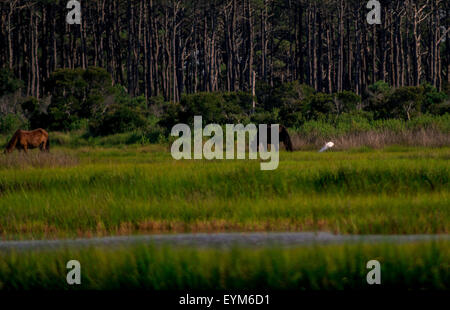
[89,104,148,136]
[421,83,448,115]
[18,97,50,129]
[386,86,423,120]
[20,97,40,117]
[334,91,361,114]
[306,92,334,120]
[127,126,166,145]
[179,92,224,125]
[158,102,183,131]
[258,81,314,111]
[45,67,113,130]
[365,83,447,120]
[147,95,166,117]
[160,92,253,128]
[180,92,250,125]
[221,91,253,123]
[69,119,89,131]
[368,80,391,94]
[365,81,392,119]
[257,81,313,127]
[251,108,280,125]
[0,114,28,134]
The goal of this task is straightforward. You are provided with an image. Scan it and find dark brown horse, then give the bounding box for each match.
[256,125,293,152]
[4,129,50,154]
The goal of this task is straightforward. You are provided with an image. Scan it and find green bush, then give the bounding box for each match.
[334,91,361,114]
[257,81,314,127]
[386,86,423,120]
[0,114,28,134]
[365,83,447,120]
[69,119,89,132]
[221,91,253,123]
[89,104,148,136]
[257,81,314,111]
[128,126,166,145]
[421,83,448,115]
[158,102,183,131]
[251,108,280,125]
[159,92,253,128]
[20,97,40,117]
[181,92,224,125]
[365,81,392,119]
[3,71,448,141]
[19,97,50,129]
[180,92,251,125]
[147,95,165,106]
[45,67,113,130]
[368,80,391,94]
[306,92,335,120]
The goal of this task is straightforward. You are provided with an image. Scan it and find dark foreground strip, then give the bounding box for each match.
[1,232,448,251]
[0,290,446,309]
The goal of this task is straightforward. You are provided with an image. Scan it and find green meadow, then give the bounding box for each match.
[0,146,448,239]
[0,241,448,290]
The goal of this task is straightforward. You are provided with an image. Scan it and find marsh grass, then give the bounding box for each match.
[0,241,447,290]
[0,151,79,169]
[289,114,450,150]
[0,147,448,238]
[290,128,450,150]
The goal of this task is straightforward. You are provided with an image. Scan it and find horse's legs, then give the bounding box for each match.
[23,144,28,153]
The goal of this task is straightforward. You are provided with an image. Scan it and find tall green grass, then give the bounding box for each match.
[295,114,450,137]
[0,147,448,238]
[0,241,447,290]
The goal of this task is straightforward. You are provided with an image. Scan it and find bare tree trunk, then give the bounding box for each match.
[337,0,344,91]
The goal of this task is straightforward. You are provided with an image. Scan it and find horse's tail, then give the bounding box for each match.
[281,126,294,152]
[5,130,20,153]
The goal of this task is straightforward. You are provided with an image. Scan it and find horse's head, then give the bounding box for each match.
[3,146,13,154]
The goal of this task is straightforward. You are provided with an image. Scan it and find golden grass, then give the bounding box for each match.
[290,128,450,150]
[0,151,79,169]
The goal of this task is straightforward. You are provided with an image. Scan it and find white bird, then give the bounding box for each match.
[319,141,335,153]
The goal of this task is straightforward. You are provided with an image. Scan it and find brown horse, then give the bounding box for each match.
[256,125,294,152]
[4,129,50,154]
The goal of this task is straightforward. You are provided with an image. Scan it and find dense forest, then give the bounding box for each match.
[1,0,449,101]
[0,0,449,142]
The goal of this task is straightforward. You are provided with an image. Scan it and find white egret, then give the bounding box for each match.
[319,142,334,153]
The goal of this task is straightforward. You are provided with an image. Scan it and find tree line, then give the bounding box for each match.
[0,0,449,103]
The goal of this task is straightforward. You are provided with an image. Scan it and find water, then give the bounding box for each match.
[0,232,448,251]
